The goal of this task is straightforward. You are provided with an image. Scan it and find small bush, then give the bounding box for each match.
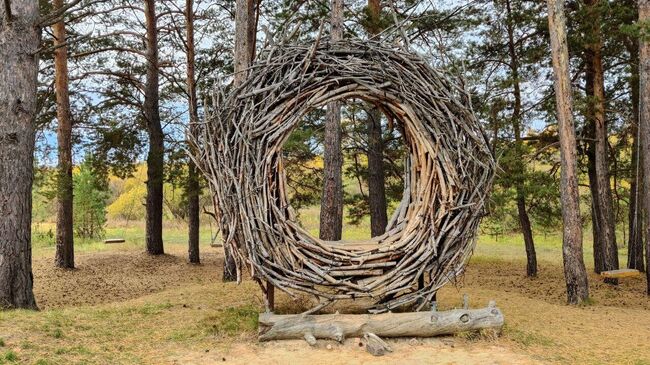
[74,157,109,239]
[3,350,17,362]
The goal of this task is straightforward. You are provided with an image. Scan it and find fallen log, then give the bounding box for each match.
[258,301,504,342]
[600,269,640,279]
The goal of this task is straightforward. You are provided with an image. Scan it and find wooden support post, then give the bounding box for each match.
[258,301,504,342]
[266,281,275,312]
[417,275,437,311]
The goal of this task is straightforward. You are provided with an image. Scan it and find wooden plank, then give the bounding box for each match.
[600,269,640,279]
[104,238,125,244]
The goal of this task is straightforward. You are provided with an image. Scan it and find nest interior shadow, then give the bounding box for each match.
[191,39,496,313]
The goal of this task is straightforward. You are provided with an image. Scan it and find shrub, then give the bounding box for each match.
[73,157,109,239]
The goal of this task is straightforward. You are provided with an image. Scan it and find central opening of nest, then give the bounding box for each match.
[281,98,408,242]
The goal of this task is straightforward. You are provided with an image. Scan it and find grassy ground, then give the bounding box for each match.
[0,216,648,364]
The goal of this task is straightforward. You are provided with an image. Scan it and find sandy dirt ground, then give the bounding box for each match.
[168,338,541,365]
[32,247,223,308]
[23,245,650,364]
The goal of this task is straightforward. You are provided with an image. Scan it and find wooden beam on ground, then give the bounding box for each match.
[258,301,504,342]
[600,269,640,279]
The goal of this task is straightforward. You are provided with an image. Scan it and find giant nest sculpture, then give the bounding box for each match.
[191,39,496,314]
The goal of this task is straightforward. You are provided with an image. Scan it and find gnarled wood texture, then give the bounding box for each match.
[190,39,496,313]
[258,303,504,341]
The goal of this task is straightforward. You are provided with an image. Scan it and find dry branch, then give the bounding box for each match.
[190,39,496,313]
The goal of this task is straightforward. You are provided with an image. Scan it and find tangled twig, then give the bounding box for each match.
[190,39,496,313]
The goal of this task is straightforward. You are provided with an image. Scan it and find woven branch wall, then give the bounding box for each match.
[191,39,496,313]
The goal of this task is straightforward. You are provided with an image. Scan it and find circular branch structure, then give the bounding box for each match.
[191,39,496,313]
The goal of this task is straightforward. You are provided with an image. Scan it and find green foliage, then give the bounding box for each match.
[32,167,57,223]
[1,350,17,363]
[282,108,325,210]
[73,156,110,239]
[483,141,561,237]
[281,103,406,226]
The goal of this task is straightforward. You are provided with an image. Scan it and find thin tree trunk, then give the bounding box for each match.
[233,0,255,85]
[144,0,164,255]
[319,0,344,241]
[186,0,200,264]
[224,0,257,279]
[584,0,619,282]
[638,0,650,295]
[0,0,39,309]
[627,41,645,272]
[584,48,604,272]
[53,0,74,269]
[547,0,590,304]
[364,0,387,238]
[490,103,499,156]
[505,0,536,277]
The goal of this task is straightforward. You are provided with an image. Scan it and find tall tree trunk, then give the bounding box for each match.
[584,0,619,281]
[144,0,164,255]
[319,0,344,241]
[366,109,387,237]
[224,0,257,279]
[186,0,200,264]
[505,0,536,277]
[547,0,590,304]
[639,0,650,295]
[627,41,645,272]
[0,0,39,309]
[365,0,387,237]
[585,62,605,272]
[53,0,74,269]
[233,0,256,85]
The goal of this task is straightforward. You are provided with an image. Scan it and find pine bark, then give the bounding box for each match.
[626,41,645,272]
[52,0,74,269]
[365,0,387,237]
[584,0,619,281]
[505,0,536,277]
[319,0,344,241]
[638,0,650,295]
[366,109,387,237]
[144,0,164,255]
[0,0,39,309]
[224,0,257,279]
[186,0,200,264]
[547,0,590,304]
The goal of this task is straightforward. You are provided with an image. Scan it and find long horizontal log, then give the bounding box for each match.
[258,302,504,342]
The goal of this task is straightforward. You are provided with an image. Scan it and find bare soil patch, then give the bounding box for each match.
[33,246,223,309]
